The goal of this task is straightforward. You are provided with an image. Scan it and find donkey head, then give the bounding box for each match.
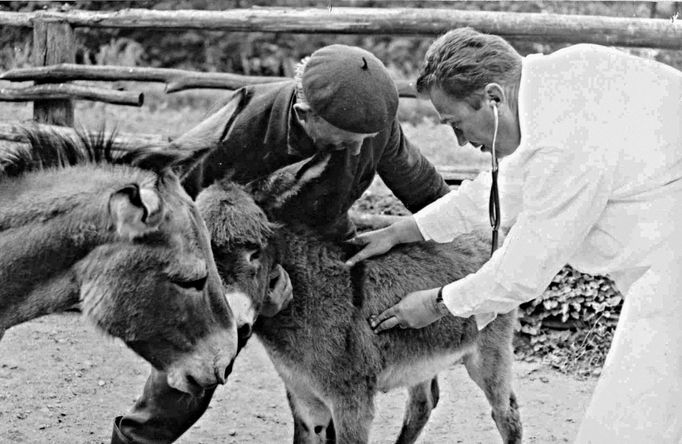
[0,109,255,395]
[63,137,235,395]
[195,153,332,344]
[196,180,281,344]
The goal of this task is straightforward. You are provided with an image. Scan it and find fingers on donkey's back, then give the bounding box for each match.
[344,235,366,246]
[372,317,400,333]
[345,253,364,268]
[368,307,392,328]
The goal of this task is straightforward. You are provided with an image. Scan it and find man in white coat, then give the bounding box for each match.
[346,28,682,443]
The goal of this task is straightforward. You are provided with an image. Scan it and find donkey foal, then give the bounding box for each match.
[197,171,522,444]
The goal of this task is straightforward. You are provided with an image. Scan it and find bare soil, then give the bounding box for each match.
[0,315,597,444]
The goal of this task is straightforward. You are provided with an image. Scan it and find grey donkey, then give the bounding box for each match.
[197,152,522,444]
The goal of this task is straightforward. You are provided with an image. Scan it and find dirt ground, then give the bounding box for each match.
[0,314,597,444]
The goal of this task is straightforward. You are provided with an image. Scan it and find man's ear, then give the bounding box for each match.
[483,83,505,107]
[293,103,312,126]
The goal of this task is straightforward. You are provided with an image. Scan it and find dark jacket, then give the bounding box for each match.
[179,81,449,234]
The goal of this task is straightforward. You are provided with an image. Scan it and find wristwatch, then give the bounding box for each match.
[434,287,451,317]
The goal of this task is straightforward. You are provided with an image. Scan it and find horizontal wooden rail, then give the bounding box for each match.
[0,122,479,184]
[436,165,483,184]
[165,72,289,92]
[0,83,143,106]
[1,64,418,96]
[166,73,417,96]
[0,8,679,49]
[0,64,188,82]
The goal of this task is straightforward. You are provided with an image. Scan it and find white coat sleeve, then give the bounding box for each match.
[439,145,616,328]
[413,154,525,243]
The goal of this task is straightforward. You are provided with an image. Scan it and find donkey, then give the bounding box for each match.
[0,125,238,396]
[196,153,522,444]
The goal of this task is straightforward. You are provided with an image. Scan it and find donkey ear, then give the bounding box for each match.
[109,184,165,240]
[246,151,331,211]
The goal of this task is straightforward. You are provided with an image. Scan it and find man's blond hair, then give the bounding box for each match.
[294,56,311,105]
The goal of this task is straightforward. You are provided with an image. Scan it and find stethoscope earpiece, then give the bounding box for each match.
[489,95,500,256]
[491,101,499,167]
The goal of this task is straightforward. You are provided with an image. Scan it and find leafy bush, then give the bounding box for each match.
[520,268,622,334]
[516,266,622,376]
[2,1,680,73]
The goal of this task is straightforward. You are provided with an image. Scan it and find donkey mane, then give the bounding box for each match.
[0,126,162,179]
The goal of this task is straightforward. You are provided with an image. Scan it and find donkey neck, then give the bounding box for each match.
[0,164,152,329]
[273,226,353,279]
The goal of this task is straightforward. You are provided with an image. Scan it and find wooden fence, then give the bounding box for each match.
[2,8,679,47]
[1,6,680,183]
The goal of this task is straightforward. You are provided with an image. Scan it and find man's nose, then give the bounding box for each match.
[451,127,468,147]
[345,141,363,156]
[455,132,468,147]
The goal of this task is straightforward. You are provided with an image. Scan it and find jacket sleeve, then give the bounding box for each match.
[414,150,526,243]
[376,120,451,212]
[439,144,616,328]
[175,89,247,198]
[171,88,246,152]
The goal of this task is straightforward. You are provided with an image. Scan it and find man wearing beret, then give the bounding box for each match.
[110,44,450,443]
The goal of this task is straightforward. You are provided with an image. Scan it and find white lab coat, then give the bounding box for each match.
[413,44,682,443]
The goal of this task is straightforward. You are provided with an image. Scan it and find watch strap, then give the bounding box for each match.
[434,286,450,316]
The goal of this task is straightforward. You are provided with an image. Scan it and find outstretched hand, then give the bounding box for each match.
[345,216,424,267]
[369,287,445,333]
[345,226,398,267]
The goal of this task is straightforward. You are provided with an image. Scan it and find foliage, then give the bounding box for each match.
[515,266,622,377]
[519,267,622,335]
[2,1,680,73]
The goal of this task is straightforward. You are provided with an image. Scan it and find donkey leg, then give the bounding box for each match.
[394,377,440,444]
[329,391,375,444]
[463,349,522,444]
[286,387,334,444]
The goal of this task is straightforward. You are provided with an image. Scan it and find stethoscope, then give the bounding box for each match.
[489,100,500,257]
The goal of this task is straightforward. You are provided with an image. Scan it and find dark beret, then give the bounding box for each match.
[302,44,399,134]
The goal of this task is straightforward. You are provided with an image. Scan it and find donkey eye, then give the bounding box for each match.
[243,243,262,262]
[248,249,261,261]
[172,275,208,292]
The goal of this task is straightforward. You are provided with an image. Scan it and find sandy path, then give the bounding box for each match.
[0,315,596,443]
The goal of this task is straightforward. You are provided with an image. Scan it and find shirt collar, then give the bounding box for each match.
[284,89,317,158]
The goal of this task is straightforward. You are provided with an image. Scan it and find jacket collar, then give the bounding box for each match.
[264,81,318,159]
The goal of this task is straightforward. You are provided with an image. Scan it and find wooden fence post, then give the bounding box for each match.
[32,19,75,126]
